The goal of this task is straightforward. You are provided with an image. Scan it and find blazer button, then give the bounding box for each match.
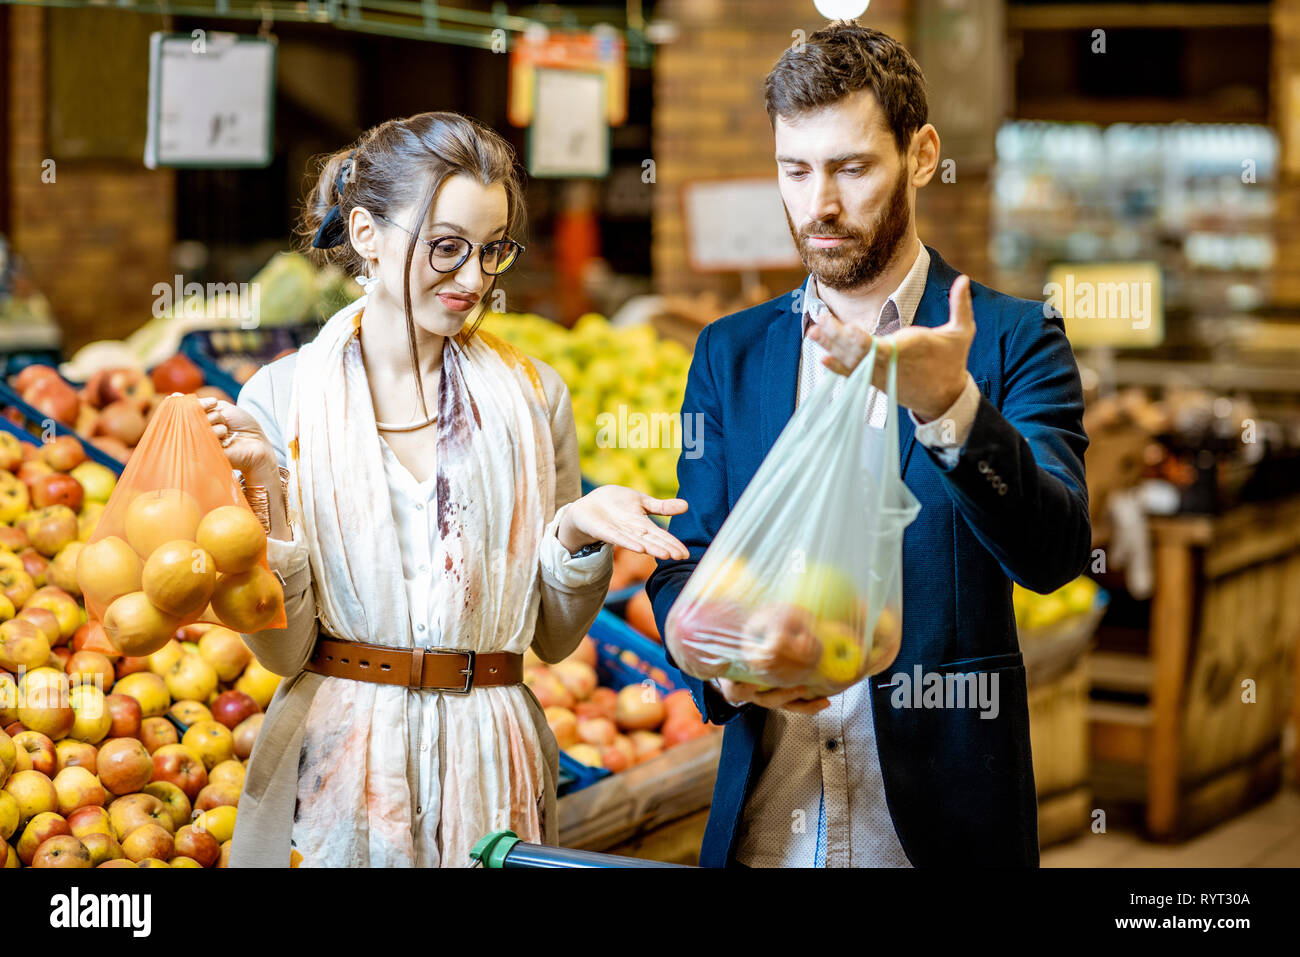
[998,483,1008,496]
[978,460,990,474]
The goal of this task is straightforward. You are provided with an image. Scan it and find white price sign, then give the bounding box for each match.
[145,32,277,169]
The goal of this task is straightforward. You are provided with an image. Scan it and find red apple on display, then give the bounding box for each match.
[13,730,56,776]
[108,792,172,839]
[141,780,191,831]
[67,805,113,842]
[115,655,149,679]
[53,765,106,815]
[97,369,154,411]
[232,712,263,760]
[95,401,147,447]
[40,435,87,472]
[95,737,153,795]
[138,716,178,753]
[103,693,142,739]
[17,459,53,491]
[31,834,93,868]
[66,649,115,689]
[0,525,28,551]
[172,823,220,866]
[18,548,48,586]
[81,831,124,866]
[151,743,207,800]
[23,377,80,427]
[210,689,260,730]
[121,822,172,863]
[193,781,240,811]
[54,738,97,774]
[20,606,63,648]
[26,506,80,558]
[16,810,71,864]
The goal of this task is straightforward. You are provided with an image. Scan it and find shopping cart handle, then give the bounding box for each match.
[469,830,692,868]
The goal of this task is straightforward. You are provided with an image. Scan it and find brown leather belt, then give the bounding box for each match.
[304,635,522,693]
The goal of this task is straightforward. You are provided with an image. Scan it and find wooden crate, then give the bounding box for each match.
[1090,494,1300,840]
[1029,657,1093,846]
[557,731,722,851]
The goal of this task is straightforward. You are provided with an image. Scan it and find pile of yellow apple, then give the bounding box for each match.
[0,433,280,867]
[79,489,283,659]
[1013,576,1101,635]
[665,552,902,696]
[525,636,715,774]
[485,313,690,499]
[0,624,279,868]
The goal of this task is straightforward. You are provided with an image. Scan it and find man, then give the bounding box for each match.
[646,22,1090,867]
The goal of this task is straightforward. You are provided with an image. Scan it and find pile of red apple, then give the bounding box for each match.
[6,358,230,466]
[0,438,279,867]
[525,636,715,775]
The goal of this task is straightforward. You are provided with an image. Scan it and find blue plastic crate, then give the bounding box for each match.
[555,608,687,796]
[179,325,319,402]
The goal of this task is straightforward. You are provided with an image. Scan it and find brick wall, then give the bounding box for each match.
[1272,0,1300,307]
[650,0,991,307]
[6,6,175,354]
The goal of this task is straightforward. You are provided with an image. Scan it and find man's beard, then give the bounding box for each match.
[787,166,911,292]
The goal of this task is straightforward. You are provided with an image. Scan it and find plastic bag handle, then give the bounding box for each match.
[883,338,902,479]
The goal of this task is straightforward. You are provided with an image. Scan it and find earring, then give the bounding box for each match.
[356,261,379,293]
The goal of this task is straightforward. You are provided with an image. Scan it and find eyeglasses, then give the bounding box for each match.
[374,213,524,276]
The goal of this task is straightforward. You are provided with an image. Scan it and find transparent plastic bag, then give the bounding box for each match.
[76,393,286,657]
[665,341,920,698]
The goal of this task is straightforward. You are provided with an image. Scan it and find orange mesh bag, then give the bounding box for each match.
[76,393,286,657]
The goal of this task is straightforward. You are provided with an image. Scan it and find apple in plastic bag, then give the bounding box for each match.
[742,602,822,686]
[664,599,747,680]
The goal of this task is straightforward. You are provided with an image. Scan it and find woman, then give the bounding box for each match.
[201,111,689,867]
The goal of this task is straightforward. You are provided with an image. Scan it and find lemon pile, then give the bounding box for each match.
[486,313,692,500]
[1013,576,1100,633]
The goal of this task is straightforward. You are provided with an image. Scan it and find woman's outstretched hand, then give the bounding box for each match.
[559,486,689,560]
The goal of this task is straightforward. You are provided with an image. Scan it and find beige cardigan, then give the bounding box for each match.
[226,350,611,867]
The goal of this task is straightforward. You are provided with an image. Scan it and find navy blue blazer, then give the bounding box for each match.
[645,247,1090,868]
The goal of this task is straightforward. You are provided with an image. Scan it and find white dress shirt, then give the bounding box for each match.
[732,241,980,868]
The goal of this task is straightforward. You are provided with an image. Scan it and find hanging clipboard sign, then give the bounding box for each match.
[145,32,277,169]
[527,67,610,179]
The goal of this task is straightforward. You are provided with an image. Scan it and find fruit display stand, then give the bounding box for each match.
[485,312,690,501]
[0,357,235,471]
[1088,493,1300,840]
[1016,580,1109,848]
[0,372,136,474]
[554,610,722,858]
[0,414,280,869]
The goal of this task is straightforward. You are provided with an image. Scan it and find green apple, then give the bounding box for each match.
[777,560,861,623]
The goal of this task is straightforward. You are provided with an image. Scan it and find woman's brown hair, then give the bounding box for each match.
[298,111,527,421]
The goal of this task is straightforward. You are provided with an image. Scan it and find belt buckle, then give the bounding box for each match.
[436,647,475,695]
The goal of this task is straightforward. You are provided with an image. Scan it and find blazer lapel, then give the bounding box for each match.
[759,295,802,456]
[900,247,958,475]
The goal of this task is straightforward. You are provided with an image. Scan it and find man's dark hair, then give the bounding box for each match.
[764,21,929,154]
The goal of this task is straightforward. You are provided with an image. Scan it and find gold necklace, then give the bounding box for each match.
[375,411,439,432]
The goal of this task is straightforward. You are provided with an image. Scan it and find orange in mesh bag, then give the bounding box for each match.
[76,393,286,656]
